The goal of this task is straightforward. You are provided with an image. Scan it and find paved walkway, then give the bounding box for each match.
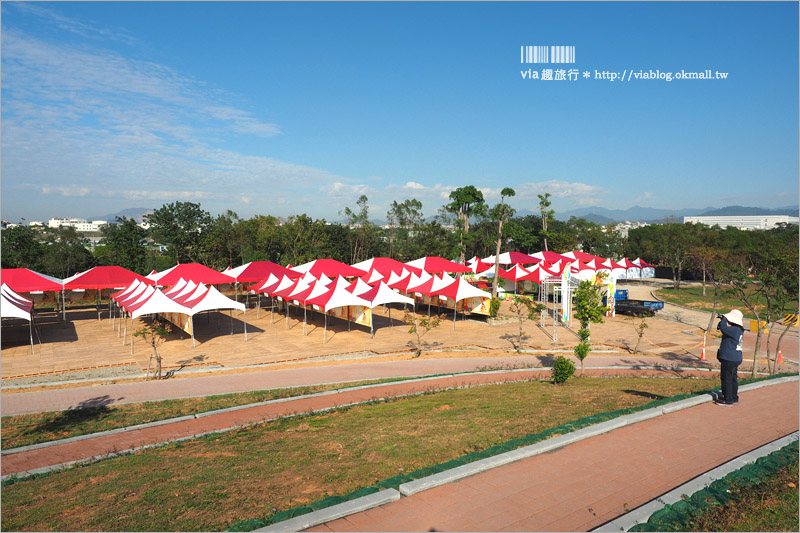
[307,380,799,532]
[5,351,780,416]
[1,365,724,478]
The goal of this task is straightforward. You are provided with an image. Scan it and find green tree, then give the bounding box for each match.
[144,202,212,264]
[386,198,424,260]
[1,225,44,270]
[99,217,148,274]
[490,187,516,299]
[508,294,545,353]
[572,279,606,376]
[538,193,555,251]
[135,320,172,379]
[446,185,486,263]
[342,195,380,264]
[40,227,97,279]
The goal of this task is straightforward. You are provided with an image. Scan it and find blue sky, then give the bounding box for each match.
[2,1,798,223]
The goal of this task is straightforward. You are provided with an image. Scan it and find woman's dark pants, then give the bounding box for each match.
[720,360,741,403]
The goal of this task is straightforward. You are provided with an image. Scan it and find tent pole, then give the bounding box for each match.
[123,312,127,345]
[230,308,233,335]
[257,293,261,319]
[286,301,290,330]
[270,296,274,324]
[131,319,134,355]
[191,316,195,348]
[324,313,327,344]
[62,289,66,322]
[244,308,247,342]
[348,306,351,332]
[303,306,307,336]
[29,318,34,355]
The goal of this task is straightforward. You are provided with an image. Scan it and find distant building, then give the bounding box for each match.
[610,220,649,238]
[683,215,799,230]
[48,218,108,232]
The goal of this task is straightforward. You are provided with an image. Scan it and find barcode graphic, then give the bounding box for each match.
[520,45,575,64]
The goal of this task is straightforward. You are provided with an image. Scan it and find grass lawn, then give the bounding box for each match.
[686,455,799,532]
[654,286,798,321]
[1,376,717,532]
[1,377,417,450]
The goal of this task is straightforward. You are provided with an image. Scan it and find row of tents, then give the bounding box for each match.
[1,251,655,351]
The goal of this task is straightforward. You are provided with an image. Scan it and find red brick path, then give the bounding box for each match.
[309,381,799,532]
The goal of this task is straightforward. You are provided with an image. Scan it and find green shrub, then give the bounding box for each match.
[489,297,501,317]
[551,355,575,384]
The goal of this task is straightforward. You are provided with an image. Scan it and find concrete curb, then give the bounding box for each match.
[246,375,798,533]
[254,489,401,532]
[593,431,800,532]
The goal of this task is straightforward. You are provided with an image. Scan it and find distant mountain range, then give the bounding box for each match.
[91,205,798,227]
[89,208,153,223]
[551,205,799,224]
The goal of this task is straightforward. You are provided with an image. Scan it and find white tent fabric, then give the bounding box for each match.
[431,272,456,293]
[314,276,370,313]
[172,280,199,300]
[1,284,33,320]
[146,264,178,283]
[1,284,35,353]
[349,277,374,297]
[269,275,296,297]
[364,269,384,285]
[433,277,491,303]
[131,289,193,319]
[360,282,415,308]
[180,285,245,315]
[252,273,280,294]
[163,278,188,296]
[404,271,433,294]
[121,285,156,311]
[385,268,410,287]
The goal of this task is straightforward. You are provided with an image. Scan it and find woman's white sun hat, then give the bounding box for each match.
[723,309,745,328]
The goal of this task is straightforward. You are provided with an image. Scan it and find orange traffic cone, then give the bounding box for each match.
[777,349,783,364]
[700,347,706,360]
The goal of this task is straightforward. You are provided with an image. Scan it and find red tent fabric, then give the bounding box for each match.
[1,268,63,292]
[498,265,531,282]
[154,264,236,287]
[352,257,423,276]
[225,261,300,283]
[292,259,367,278]
[64,266,153,290]
[405,256,471,274]
[531,251,573,263]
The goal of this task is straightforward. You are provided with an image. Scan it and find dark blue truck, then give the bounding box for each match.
[610,289,664,317]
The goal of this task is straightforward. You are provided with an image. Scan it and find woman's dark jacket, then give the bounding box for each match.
[717,316,744,363]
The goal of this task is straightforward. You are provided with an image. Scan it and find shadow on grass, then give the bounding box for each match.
[622,389,668,400]
[24,395,123,439]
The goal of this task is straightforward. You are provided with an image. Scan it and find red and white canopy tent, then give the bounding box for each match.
[481,251,541,265]
[1,283,36,353]
[351,257,423,277]
[350,281,415,337]
[292,259,367,279]
[1,268,63,293]
[431,277,492,328]
[149,263,235,287]
[224,261,300,283]
[530,250,573,264]
[405,256,471,274]
[64,266,154,321]
[177,285,247,348]
[498,264,532,294]
[306,276,371,343]
[633,257,656,278]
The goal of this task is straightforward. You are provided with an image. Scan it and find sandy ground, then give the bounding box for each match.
[1,280,796,388]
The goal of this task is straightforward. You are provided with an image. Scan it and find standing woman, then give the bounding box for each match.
[715,309,745,406]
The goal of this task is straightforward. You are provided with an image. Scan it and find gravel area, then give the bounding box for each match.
[1,364,145,388]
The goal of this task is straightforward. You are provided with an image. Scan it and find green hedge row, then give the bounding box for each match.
[628,439,799,532]
[224,373,795,531]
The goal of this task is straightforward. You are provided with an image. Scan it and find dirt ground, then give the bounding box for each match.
[1,280,796,384]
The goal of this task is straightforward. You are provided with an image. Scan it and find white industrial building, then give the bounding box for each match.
[683,215,799,230]
[47,218,108,232]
